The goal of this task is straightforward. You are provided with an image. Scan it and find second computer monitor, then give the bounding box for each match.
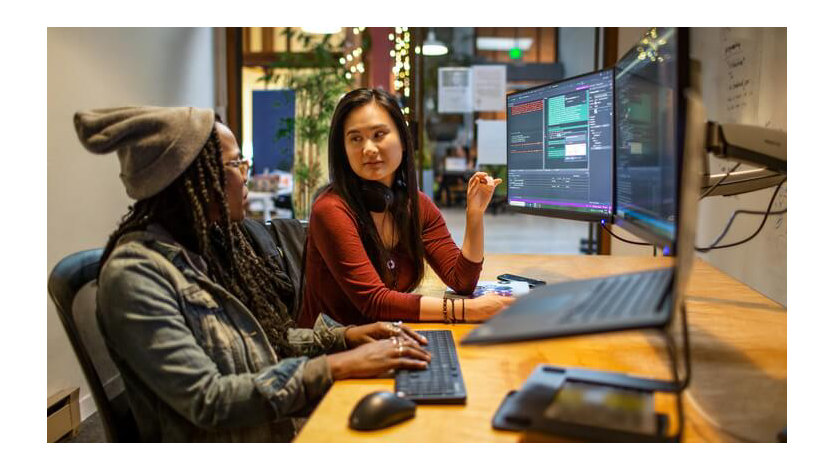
[506,69,614,221]
[614,27,688,250]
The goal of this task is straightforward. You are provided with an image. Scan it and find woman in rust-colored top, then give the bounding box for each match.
[298,88,513,328]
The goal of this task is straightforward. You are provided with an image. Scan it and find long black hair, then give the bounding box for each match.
[323,88,425,291]
[100,122,296,356]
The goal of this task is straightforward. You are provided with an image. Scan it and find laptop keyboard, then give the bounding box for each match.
[395,330,466,404]
[462,267,676,345]
[562,269,671,323]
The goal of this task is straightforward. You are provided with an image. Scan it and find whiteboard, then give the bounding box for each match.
[692,27,787,306]
[476,119,507,165]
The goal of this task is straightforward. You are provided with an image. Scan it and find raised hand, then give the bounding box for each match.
[466,171,503,216]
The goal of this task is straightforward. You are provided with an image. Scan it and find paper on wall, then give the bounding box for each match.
[472,65,507,112]
[476,119,507,165]
[438,67,473,113]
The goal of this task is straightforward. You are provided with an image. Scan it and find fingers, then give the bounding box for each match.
[400,324,428,345]
[469,174,502,190]
[467,174,481,191]
[490,293,516,305]
[480,293,516,310]
[404,343,432,362]
[396,358,430,370]
[385,321,403,338]
[388,337,431,362]
[398,333,421,349]
[470,172,503,186]
[395,343,431,366]
[469,171,487,183]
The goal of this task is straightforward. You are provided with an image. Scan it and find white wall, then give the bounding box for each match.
[610,28,787,306]
[692,28,787,306]
[47,27,215,420]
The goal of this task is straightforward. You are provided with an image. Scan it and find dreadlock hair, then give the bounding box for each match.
[100,124,297,356]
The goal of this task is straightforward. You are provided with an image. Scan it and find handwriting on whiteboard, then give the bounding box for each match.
[721,28,762,123]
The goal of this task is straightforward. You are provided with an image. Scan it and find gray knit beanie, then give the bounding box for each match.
[73,106,216,200]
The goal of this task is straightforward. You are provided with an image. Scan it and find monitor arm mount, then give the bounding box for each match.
[701,122,787,196]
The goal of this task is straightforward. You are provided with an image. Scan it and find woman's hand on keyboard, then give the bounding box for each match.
[327,336,432,380]
[464,294,515,322]
[344,321,428,349]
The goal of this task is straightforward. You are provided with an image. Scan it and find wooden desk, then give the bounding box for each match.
[295,255,786,443]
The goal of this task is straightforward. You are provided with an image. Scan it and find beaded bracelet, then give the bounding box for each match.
[450,299,457,324]
[442,297,449,323]
[461,298,466,323]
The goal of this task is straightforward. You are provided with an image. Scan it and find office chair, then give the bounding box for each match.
[48,248,139,442]
[242,217,308,321]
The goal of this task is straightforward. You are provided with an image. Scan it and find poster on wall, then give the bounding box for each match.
[472,65,507,112]
[476,119,507,165]
[438,67,473,113]
[252,89,295,174]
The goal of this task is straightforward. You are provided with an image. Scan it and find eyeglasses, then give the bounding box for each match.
[224,158,252,179]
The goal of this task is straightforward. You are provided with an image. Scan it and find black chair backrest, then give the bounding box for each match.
[242,218,308,321]
[48,248,139,442]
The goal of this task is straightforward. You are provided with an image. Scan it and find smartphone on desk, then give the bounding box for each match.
[497,273,546,289]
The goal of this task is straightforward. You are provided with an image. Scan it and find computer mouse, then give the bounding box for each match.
[348,391,416,431]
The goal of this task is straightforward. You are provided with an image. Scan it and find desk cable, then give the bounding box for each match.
[696,178,786,253]
[700,162,742,199]
[601,177,786,253]
[599,219,652,246]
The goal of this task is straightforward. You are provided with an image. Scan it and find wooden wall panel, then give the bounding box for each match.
[262,28,274,54]
[242,27,251,54]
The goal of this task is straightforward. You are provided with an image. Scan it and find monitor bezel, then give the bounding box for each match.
[505,68,616,223]
[612,27,690,255]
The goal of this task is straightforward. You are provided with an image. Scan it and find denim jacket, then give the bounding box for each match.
[96,225,349,442]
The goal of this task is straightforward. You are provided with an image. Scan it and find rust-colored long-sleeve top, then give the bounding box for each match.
[298,190,482,327]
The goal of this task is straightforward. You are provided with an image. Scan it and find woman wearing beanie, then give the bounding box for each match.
[74,106,430,442]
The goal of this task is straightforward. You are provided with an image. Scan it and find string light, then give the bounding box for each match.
[636,27,670,64]
[338,27,366,83]
[390,27,412,111]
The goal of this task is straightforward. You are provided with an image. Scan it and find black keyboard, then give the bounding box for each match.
[395,330,466,404]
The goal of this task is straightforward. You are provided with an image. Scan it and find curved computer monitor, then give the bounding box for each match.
[505,69,615,221]
[613,27,690,253]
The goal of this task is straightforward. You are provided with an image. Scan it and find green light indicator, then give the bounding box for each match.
[509,47,522,60]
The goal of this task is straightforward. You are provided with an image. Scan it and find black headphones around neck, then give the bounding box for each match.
[360,177,406,213]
